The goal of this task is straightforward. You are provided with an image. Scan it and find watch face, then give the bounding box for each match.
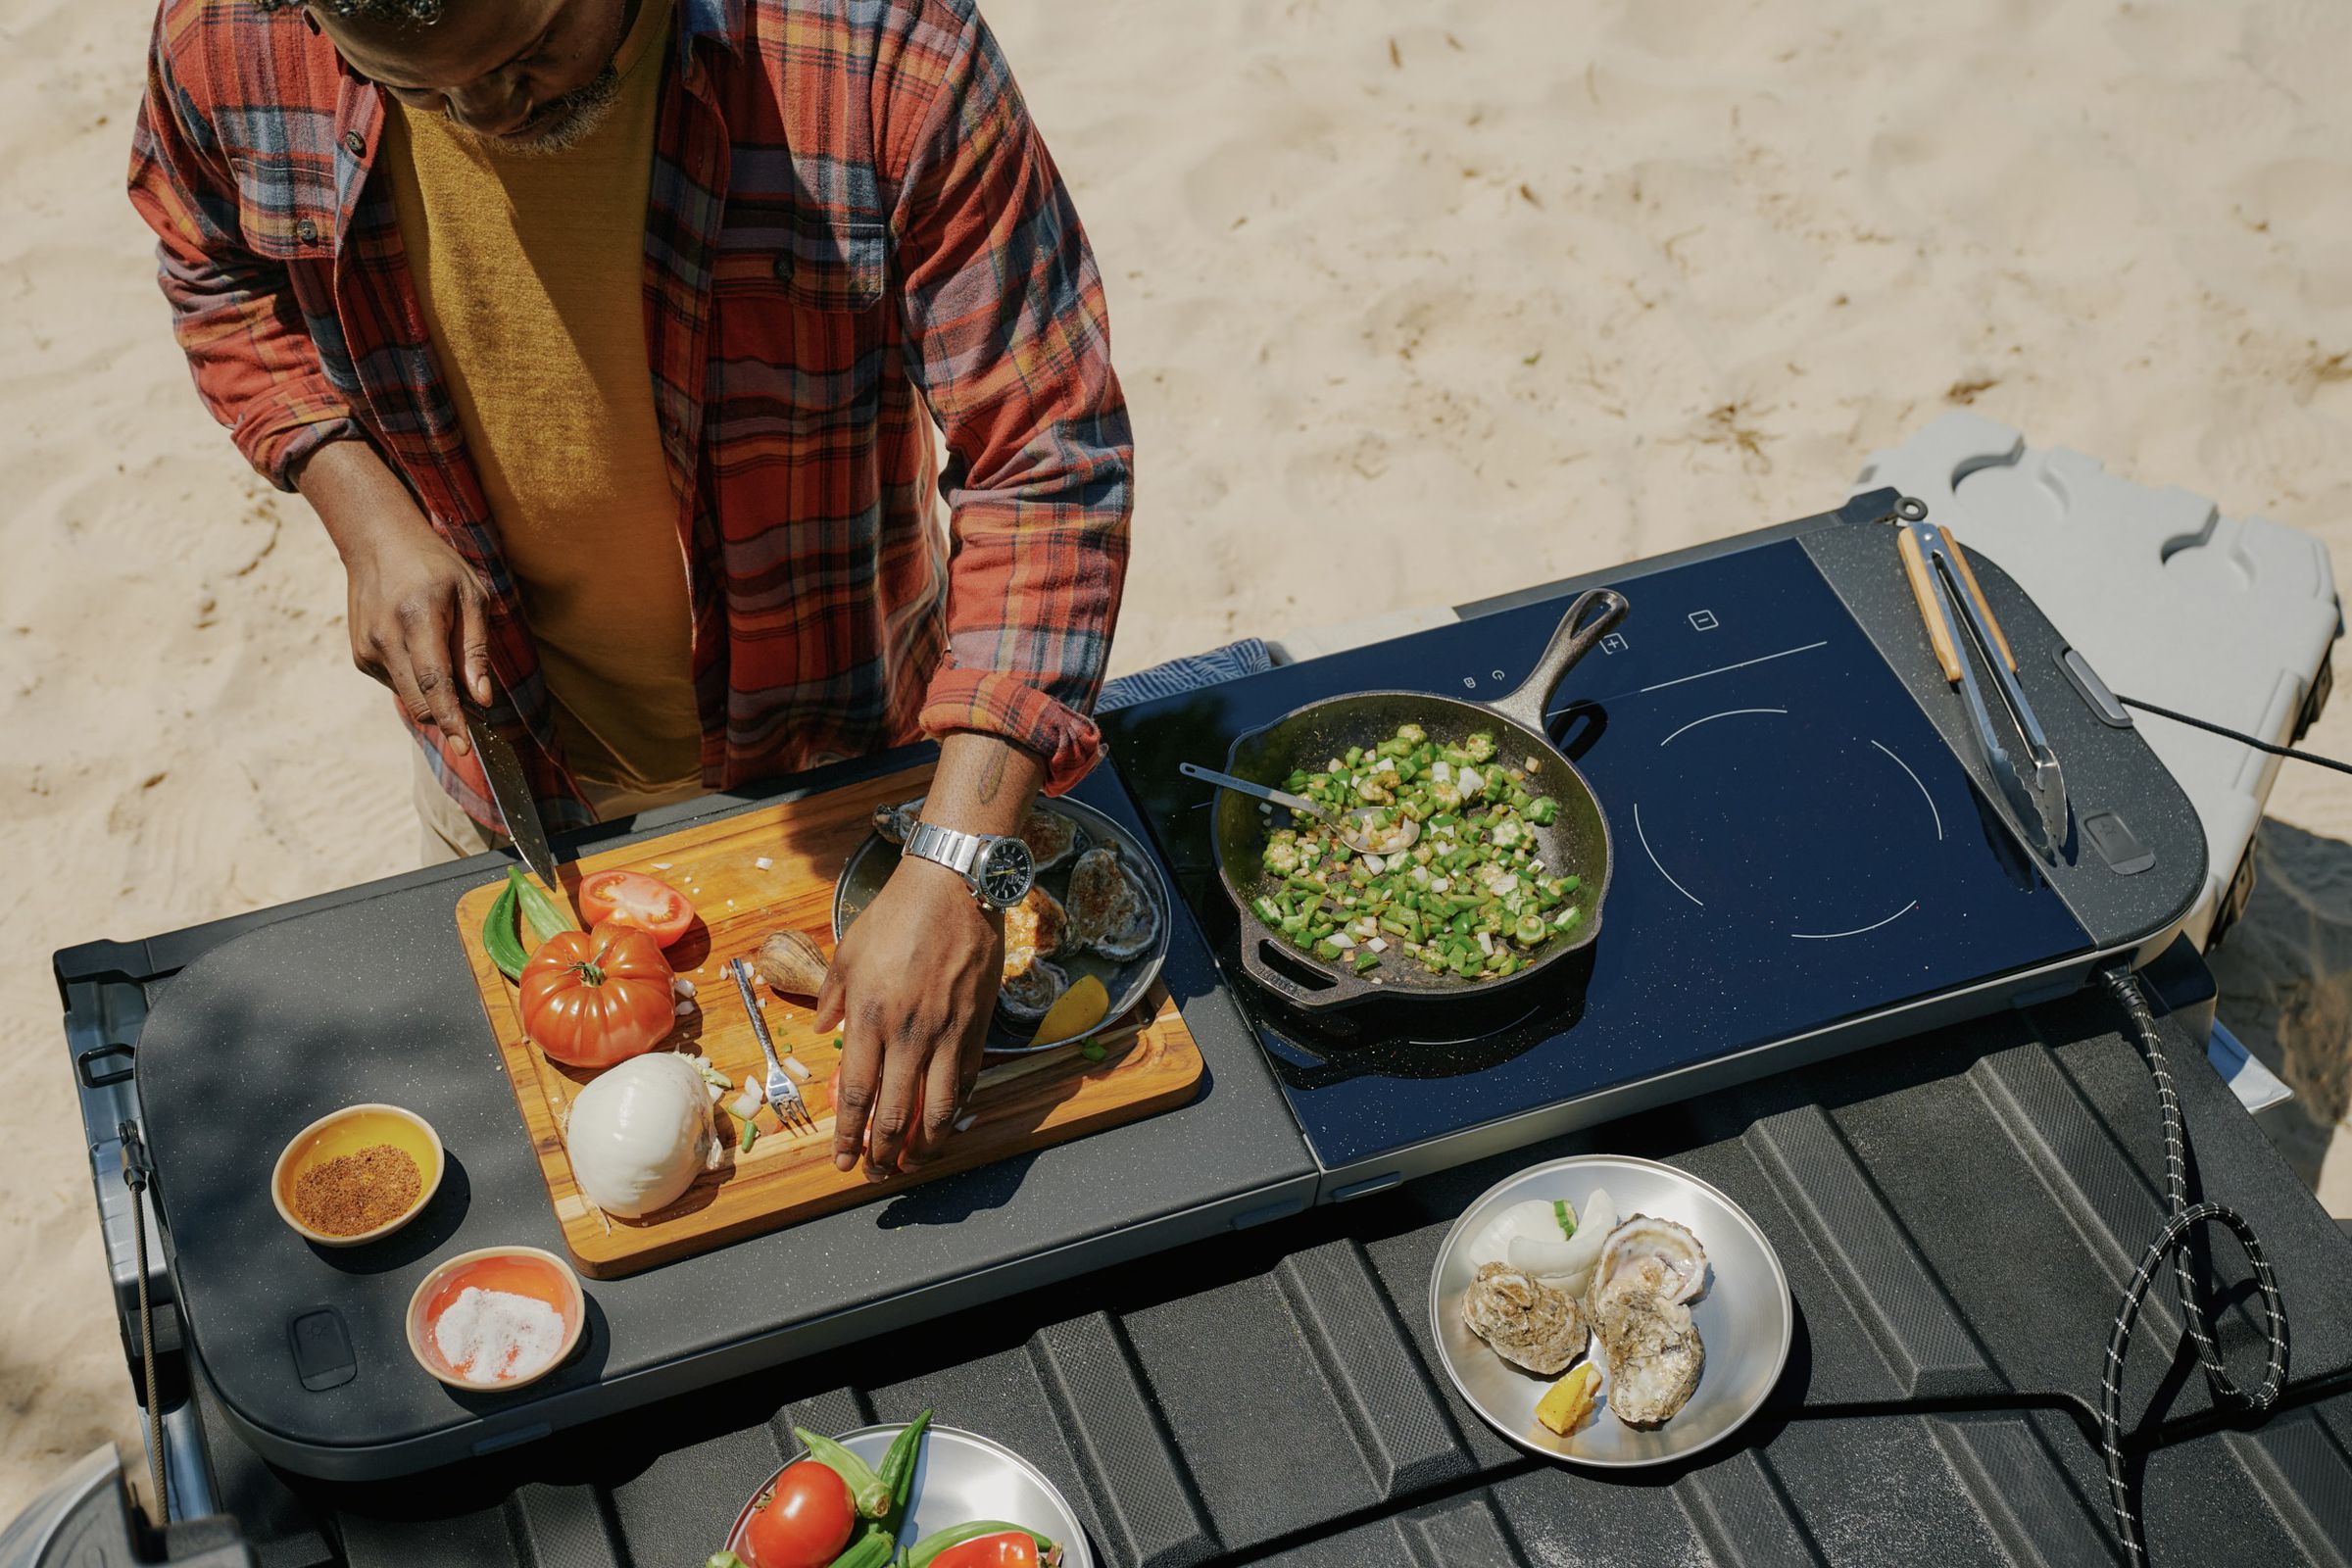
[976,837,1036,907]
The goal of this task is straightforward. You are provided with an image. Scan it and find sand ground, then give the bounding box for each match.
[4,0,2349,1525]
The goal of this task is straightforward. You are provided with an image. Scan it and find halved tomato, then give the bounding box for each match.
[578,870,697,948]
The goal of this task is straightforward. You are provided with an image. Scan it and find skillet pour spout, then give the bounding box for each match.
[1206,587,1630,1013]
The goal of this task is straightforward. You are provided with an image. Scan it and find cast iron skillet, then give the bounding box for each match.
[1202,588,1630,1012]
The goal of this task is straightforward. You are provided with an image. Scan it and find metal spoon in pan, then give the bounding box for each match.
[1178,760,1422,857]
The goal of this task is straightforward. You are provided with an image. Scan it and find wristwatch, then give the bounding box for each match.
[902,820,1037,910]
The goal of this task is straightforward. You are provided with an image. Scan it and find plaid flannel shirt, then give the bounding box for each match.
[127,0,1133,831]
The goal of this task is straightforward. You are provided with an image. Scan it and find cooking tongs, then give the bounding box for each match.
[1887,496,2068,853]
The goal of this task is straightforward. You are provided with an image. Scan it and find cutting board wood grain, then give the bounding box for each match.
[452,762,1205,1278]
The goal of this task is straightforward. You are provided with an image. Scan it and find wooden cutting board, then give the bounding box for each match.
[451,762,1204,1278]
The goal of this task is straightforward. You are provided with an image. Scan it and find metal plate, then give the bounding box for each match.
[728,1423,1094,1567]
[833,795,1172,1054]
[1428,1153,1792,1467]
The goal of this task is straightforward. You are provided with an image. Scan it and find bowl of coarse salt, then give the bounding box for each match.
[405,1246,587,1394]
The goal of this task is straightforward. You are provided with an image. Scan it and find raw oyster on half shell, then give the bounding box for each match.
[1587,1213,1708,1312]
[1592,1284,1704,1426]
[1065,845,1160,960]
[1019,808,1088,871]
[1461,1261,1588,1377]
[997,956,1070,1022]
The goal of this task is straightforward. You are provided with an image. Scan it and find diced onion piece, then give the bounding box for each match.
[1458,766,1484,796]
[1360,853,1385,874]
[1527,756,1543,771]
[651,861,673,870]
[1477,931,1494,956]
[754,856,774,871]
[1432,760,1452,783]
[1431,877,1451,894]
[780,1054,812,1082]
[1329,931,1355,951]
[727,1090,762,1120]
[954,1112,977,1133]
[672,977,697,998]
[673,1000,698,1017]
[1367,936,1389,954]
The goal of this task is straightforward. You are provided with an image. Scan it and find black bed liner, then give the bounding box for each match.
[98,941,2352,1567]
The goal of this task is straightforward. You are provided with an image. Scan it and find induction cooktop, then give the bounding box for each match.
[1101,506,2204,1187]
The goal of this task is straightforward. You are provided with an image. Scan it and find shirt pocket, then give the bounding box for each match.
[709,218,891,419]
[225,156,337,264]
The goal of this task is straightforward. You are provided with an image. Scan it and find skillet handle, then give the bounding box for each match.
[1487,588,1630,734]
[1237,933,1355,1012]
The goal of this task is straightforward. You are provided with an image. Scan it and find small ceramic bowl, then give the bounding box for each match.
[405,1246,587,1394]
[270,1102,444,1247]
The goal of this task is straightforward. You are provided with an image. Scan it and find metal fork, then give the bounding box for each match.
[726,957,818,1135]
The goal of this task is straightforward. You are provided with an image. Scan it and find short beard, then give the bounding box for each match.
[473,63,621,155]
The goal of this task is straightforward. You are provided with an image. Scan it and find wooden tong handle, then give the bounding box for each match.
[1896,525,2019,682]
[1940,529,2018,672]
[1896,526,1964,683]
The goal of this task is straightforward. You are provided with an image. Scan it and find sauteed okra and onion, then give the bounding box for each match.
[1250,722,1585,983]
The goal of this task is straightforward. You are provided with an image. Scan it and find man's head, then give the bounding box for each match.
[262,0,637,154]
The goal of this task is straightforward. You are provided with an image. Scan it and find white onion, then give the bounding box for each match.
[564,1055,714,1218]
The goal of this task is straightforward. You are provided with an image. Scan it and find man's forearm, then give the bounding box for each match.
[919,731,1049,840]
[292,437,437,565]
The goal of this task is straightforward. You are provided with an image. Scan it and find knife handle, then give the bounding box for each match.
[1939,528,2018,672]
[1896,526,1964,684]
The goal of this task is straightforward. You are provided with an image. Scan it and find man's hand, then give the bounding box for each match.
[295,439,494,749]
[815,731,1048,1178]
[816,856,1000,1177]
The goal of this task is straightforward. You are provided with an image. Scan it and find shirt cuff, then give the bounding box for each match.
[240,401,365,493]
[918,666,1104,796]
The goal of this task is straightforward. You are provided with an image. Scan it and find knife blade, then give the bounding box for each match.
[462,708,563,897]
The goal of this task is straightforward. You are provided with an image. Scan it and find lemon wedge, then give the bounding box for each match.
[1535,1362,1602,1437]
[1031,972,1110,1047]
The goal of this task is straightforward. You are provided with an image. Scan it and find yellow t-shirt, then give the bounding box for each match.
[382,0,700,796]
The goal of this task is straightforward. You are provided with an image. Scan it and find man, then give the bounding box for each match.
[126,0,1133,1180]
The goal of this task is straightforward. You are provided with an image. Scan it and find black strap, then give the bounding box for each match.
[2095,971,2288,1566]
[119,1122,168,1528]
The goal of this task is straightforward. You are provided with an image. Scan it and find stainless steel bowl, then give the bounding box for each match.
[834,795,1171,1054]
[728,1423,1093,1568]
[1428,1153,1792,1467]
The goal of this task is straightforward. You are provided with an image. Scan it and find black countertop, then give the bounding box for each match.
[114,750,1320,1478]
[162,951,2352,1567]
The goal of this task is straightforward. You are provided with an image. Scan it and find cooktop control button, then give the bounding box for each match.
[2059,647,2132,728]
[2083,811,2156,875]
[289,1306,357,1392]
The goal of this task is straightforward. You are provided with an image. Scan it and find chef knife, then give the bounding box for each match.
[462,705,564,898]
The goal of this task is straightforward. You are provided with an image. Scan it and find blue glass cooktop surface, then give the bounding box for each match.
[1101,538,2093,1170]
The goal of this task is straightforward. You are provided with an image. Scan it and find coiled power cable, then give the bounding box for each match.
[2096,966,2288,1565]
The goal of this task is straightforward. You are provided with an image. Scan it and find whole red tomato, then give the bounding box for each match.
[518,921,675,1068]
[736,1459,856,1568]
[932,1532,1050,1568]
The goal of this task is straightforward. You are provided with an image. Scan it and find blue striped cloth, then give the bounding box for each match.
[1095,639,1274,712]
